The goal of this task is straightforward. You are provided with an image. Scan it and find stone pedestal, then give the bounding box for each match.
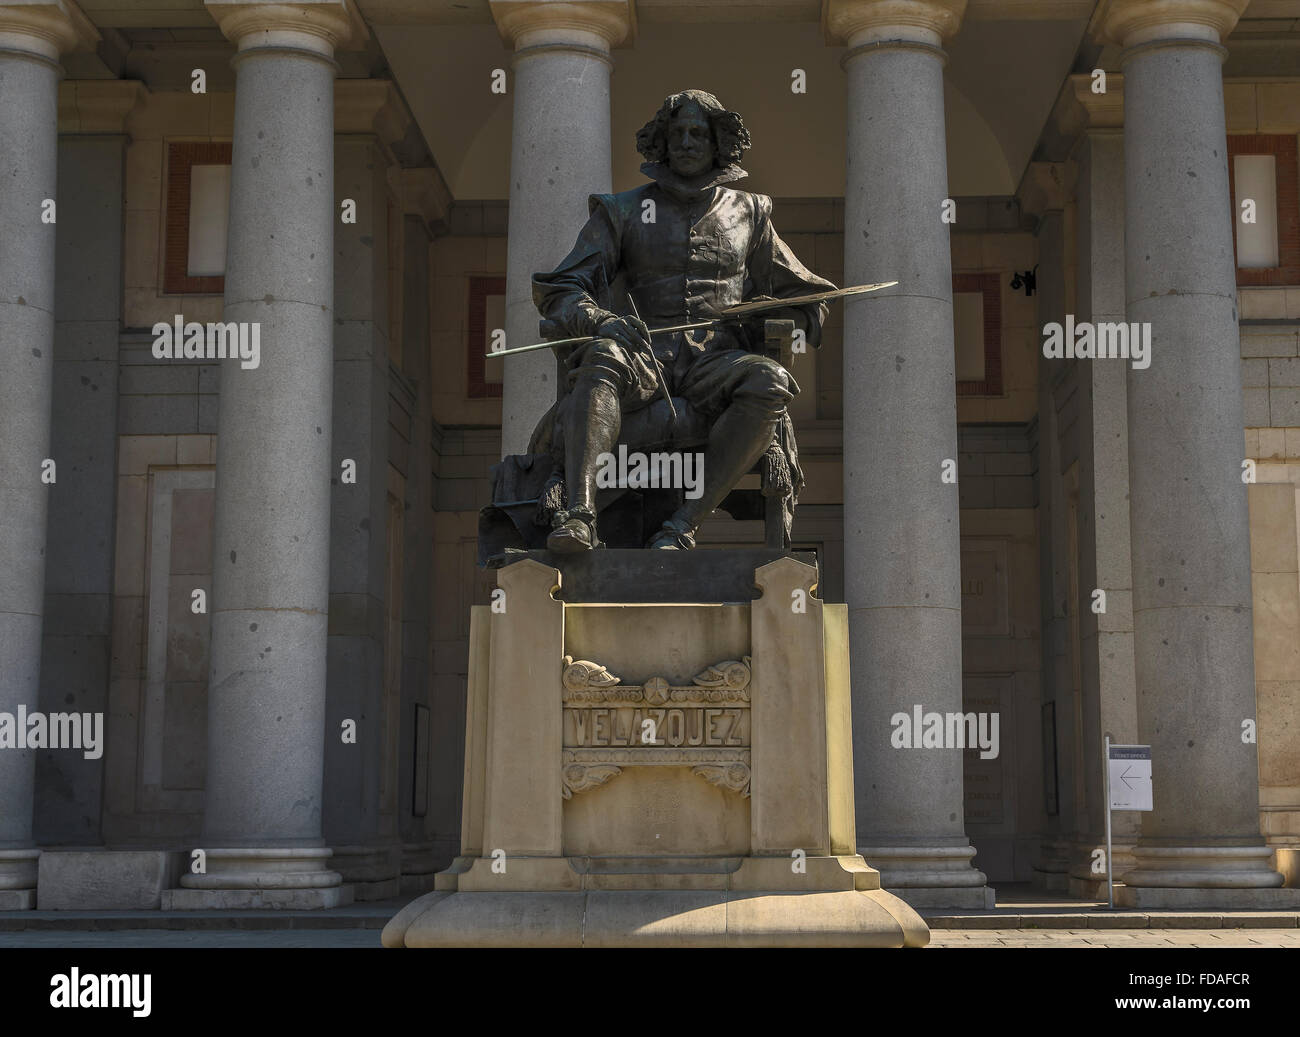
[37,851,183,910]
[384,555,928,947]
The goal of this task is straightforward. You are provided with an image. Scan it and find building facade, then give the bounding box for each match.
[0,0,1298,911]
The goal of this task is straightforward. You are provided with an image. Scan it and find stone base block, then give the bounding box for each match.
[1116,886,1300,909]
[886,885,996,910]
[161,885,354,910]
[384,888,928,948]
[37,850,183,910]
[0,890,35,911]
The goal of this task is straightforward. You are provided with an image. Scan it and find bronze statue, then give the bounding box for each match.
[481,89,842,560]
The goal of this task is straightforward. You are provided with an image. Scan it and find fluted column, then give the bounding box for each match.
[1105,0,1297,907]
[490,0,630,456]
[0,0,98,911]
[826,0,992,909]
[172,0,365,909]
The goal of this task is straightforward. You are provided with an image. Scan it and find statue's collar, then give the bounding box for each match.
[640,161,748,203]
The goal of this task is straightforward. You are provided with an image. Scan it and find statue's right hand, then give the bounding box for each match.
[597,315,652,353]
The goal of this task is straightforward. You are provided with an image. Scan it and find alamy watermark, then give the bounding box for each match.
[595,445,704,499]
[0,707,103,759]
[1042,315,1151,370]
[50,969,150,1017]
[890,704,1000,759]
[151,315,261,370]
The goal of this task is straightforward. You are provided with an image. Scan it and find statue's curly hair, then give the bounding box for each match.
[635,89,751,168]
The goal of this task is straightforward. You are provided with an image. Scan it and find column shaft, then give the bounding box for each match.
[0,38,59,907]
[1120,26,1287,900]
[1033,209,1074,892]
[499,39,613,456]
[178,13,350,905]
[841,28,990,908]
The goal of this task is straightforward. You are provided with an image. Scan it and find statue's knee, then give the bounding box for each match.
[570,339,632,397]
[736,359,794,409]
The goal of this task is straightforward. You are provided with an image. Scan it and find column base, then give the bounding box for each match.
[0,890,35,911]
[887,886,996,910]
[859,844,995,909]
[399,841,443,895]
[0,849,39,910]
[1068,876,1108,900]
[330,843,401,902]
[171,846,346,909]
[1032,836,1071,892]
[1068,838,1136,901]
[161,886,354,910]
[1121,844,1286,889]
[1116,886,1300,909]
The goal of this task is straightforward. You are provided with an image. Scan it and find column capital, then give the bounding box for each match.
[335,78,411,144]
[395,166,453,234]
[823,0,967,47]
[0,0,99,61]
[57,79,147,133]
[489,0,633,53]
[204,0,368,56]
[1068,71,1124,129]
[1098,0,1248,47]
[1018,161,1067,219]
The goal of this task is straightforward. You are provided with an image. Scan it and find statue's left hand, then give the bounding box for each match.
[597,315,653,354]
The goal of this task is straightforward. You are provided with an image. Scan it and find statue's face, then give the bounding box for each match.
[666,101,715,178]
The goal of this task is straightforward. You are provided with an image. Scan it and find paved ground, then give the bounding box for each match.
[928,929,1300,947]
[0,929,384,947]
[1,928,1297,948]
[1,884,1296,947]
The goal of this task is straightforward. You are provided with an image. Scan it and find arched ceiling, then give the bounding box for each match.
[376,14,1090,200]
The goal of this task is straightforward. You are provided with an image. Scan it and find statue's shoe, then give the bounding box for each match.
[547,514,599,553]
[647,520,696,550]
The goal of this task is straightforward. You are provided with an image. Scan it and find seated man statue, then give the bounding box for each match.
[524,88,836,552]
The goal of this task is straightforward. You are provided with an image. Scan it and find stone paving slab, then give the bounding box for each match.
[0,929,384,948]
[0,900,402,931]
[927,929,1300,948]
[924,911,1300,929]
[2,927,1298,948]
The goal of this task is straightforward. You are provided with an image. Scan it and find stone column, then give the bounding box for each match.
[396,169,447,892]
[323,79,410,902]
[1025,185,1072,892]
[1064,87,1144,897]
[0,0,98,911]
[826,0,992,909]
[173,0,365,909]
[489,0,630,457]
[37,81,143,848]
[1105,0,1295,906]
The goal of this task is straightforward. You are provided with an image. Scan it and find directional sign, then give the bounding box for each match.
[1107,744,1152,811]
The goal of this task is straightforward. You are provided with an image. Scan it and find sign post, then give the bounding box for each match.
[1103,738,1152,909]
